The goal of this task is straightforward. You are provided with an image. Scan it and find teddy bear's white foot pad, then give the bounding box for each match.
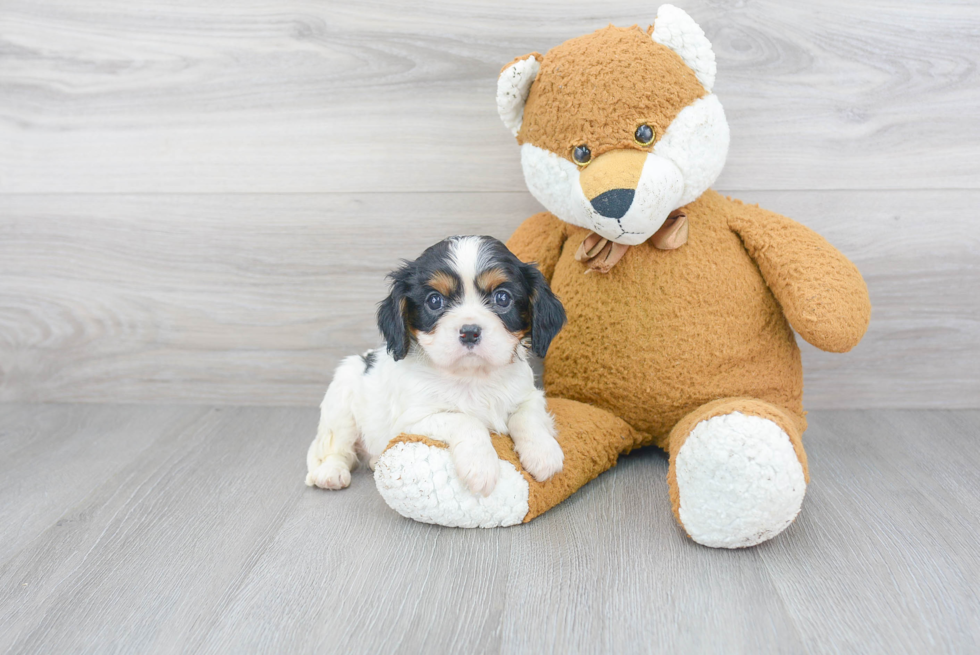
[374,441,529,528]
[675,412,806,548]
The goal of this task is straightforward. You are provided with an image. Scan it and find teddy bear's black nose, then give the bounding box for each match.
[590,188,635,219]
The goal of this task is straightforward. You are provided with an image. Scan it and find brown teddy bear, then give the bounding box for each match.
[374,4,871,548]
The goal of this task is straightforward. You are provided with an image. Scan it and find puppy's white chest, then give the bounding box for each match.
[436,377,520,433]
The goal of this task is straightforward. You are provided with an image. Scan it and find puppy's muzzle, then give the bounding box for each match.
[459,324,482,347]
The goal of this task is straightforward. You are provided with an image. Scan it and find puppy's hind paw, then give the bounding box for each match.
[516,436,564,482]
[306,459,352,490]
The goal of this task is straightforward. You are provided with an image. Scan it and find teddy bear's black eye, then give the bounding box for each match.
[572,145,592,166]
[635,124,655,146]
[425,293,444,311]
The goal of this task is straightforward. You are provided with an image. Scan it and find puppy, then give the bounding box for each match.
[305,235,567,496]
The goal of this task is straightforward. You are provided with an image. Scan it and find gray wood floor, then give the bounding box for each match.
[0,404,977,654]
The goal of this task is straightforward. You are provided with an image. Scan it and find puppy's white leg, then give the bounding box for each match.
[508,391,563,482]
[306,364,360,490]
[408,413,499,496]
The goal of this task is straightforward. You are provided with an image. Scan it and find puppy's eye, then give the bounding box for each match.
[572,145,592,166]
[634,124,655,146]
[425,293,444,311]
[493,289,512,308]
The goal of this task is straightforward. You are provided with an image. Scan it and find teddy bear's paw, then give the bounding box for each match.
[374,441,529,528]
[674,412,806,548]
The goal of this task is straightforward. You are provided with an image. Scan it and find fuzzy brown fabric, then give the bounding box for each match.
[504,189,869,522]
[517,25,706,163]
[509,189,865,442]
[728,203,871,353]
[523,398,642,521]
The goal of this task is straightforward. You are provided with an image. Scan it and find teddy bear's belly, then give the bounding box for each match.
[543,228,804,445]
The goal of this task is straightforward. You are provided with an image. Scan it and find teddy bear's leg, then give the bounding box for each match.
[667,397,810,549]
[374,398,642,528]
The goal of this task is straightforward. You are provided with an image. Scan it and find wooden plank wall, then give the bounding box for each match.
[1,0,978,408]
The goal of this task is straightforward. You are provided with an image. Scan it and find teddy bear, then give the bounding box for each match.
[373,4,871,548]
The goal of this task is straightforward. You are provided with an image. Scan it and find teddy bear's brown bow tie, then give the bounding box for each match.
[574,209,689,273]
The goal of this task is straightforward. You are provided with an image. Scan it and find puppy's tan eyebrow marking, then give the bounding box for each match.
[476,268,509,292]
[428,271,457,296]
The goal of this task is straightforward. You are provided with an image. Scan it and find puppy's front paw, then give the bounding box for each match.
[516,436,564,482]
[452,441,500,497]
[306,458,352,490]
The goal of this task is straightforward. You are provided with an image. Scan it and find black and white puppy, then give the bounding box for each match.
[306,236,567,496]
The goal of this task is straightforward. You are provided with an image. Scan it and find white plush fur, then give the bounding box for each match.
[375,441,530,528]
[306,237,563,497]
[654,94,729,207]
[496,55,540,137]
[674,412,807,548]
[651,4,717,92]
[520,94,729,245]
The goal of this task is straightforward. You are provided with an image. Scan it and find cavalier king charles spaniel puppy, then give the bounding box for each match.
[306,235,566,496]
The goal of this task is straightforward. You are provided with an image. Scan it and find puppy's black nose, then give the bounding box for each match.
[459,324,482,346]
[590,188,635,219]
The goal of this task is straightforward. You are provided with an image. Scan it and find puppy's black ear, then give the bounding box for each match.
[377,265,413,361]
[523,263,566,358]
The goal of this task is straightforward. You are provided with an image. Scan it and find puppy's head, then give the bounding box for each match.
[377,236,566,372]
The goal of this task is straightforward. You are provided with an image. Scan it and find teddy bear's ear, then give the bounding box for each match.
[496,53,542,138]
[650,4,716,92]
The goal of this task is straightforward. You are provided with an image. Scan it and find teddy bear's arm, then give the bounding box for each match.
[728,202,871,353]
[506,212,568,281]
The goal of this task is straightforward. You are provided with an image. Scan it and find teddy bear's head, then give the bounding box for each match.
[497,5,729,245]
